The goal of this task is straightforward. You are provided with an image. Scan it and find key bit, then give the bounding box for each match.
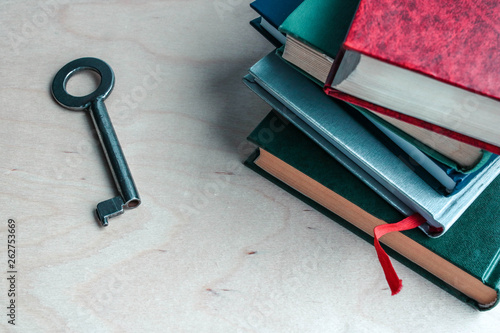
[51,57,141,226]
[96,196,125,227]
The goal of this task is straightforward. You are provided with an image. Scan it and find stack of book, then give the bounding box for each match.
[243,0,500,310]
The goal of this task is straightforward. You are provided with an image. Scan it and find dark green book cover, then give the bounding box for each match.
[245,111,500,310]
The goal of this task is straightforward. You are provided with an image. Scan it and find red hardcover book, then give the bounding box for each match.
[324,0,500,154]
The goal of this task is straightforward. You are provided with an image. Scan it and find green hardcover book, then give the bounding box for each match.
[245,111,500,310]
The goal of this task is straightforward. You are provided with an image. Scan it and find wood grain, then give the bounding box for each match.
[0,1,499,332]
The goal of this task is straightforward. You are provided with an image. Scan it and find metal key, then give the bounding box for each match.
[51,57,141,226]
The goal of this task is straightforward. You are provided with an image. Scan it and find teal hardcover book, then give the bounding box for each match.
[279,0,359,83]
[245,111,500,310]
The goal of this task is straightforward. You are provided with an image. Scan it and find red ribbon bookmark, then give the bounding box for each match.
[373,214,427,295]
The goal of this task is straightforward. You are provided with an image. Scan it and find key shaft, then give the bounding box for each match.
[90,99,140,209]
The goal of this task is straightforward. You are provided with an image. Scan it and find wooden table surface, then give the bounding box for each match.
[0,1,498,332]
